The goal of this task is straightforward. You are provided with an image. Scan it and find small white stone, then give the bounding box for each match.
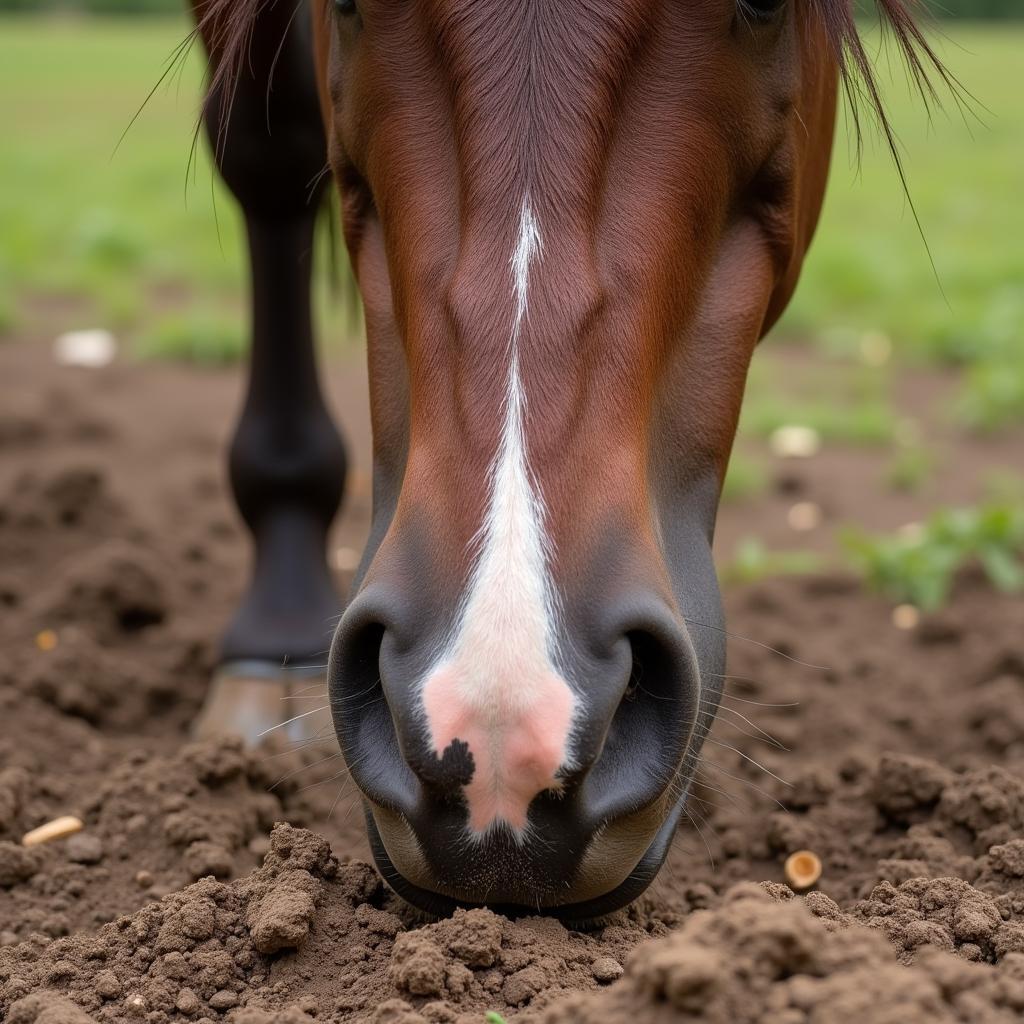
[54,328,117,368]
[124,994,147,1017]
[770,425,821,459]
[892,604,920,630]
[898,521,926,543]
[787,501,822,532]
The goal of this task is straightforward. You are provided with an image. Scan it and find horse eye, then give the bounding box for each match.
[334,0,357,15]
[736,0,786,23]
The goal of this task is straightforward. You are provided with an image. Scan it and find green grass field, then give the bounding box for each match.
[0,16,1021,422]
[0,18,240,324]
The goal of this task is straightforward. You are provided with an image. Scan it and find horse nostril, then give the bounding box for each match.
[329,603,417,815]
[608,629,689,751]
[577,613,699,827]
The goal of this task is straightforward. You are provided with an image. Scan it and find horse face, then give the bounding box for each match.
[319,0,836,917]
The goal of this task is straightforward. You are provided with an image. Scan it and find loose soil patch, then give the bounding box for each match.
[1,338,1023,1022]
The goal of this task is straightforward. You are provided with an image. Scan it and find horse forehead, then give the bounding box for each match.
[428,0,652,127]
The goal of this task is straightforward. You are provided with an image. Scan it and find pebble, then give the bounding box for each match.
[591,956,624,983]
[125,993,147,1017]
[209,990,239,1011]
[65,833,104,865]
[892,604,921,631]
[54,328,117,368]
[769,425,821,459]
[35,629,59,652]
[176,987,202,1015]
[787,501,822,532]
[135,870,154,888]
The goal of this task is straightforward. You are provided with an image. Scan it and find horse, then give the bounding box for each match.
[187,0,947,922]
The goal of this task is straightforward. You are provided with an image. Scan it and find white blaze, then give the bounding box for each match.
[419,197,577,835]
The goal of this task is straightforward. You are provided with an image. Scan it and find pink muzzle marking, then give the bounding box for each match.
[421,661,576,833]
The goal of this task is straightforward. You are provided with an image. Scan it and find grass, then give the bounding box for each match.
[779,26,1024,362]
[0,14,356,352]
[721,537,823,585]
[134,310,247,365]
[0,16,245,316]
[842,501,1024,610]
[774,24,1024,430]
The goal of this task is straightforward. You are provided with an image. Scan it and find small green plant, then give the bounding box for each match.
[885,445,934,494]
[483,1013,508,1024]
[722,537,823,585]
[134,312,246,366]
[721,454,767,503]
[956,357,1024,433]
[843,502,1024,611]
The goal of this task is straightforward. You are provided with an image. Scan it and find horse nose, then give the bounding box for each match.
[330,585,700,841]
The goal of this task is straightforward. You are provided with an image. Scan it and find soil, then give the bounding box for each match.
[1,333,1024,1023]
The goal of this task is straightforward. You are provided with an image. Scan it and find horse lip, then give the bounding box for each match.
[361,791,689,928]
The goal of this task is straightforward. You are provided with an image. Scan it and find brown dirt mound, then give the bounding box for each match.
[6,825,1024,1023]
[3,341,1024,1021]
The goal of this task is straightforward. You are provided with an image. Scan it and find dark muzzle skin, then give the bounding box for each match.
[328,496,725,923]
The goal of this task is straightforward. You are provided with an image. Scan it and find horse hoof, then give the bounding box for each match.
[191,661,335,748]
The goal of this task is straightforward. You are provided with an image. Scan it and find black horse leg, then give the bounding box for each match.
[221,210,345,667]
[191,0,345,741]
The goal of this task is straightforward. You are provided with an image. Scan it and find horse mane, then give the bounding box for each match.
[195,0,959,178]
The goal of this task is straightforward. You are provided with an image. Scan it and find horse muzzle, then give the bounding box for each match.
[328,580,708,917]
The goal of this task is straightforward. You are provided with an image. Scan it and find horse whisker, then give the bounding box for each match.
[712,704,789,750]
[268,751,342,791]
[257,705,330,738]
[698,759,790,812]
[259,724,338,760]
[720,692,801,709]
[691,778,754,815]
[706,739,792,788]
[683,617,831,672]
[294,768,352,794]
[683,805,717,871]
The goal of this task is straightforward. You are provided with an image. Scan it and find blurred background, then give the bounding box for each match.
[0,0,1021,612]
